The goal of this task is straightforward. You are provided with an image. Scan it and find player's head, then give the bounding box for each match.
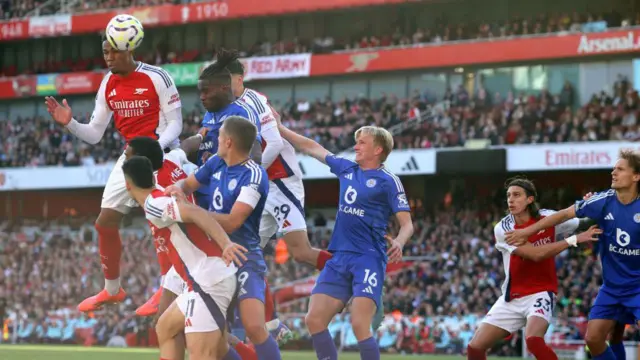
[198,48,238,112]
[122,156,155,194]
[226,59,245,97]
[504,176,540,218]
[217,116,257,159]
[125,136,164,171]
[102,38,135,75]
[353,126,394,164]
[612,149,640,192]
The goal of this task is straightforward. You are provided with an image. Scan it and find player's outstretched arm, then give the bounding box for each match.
[277,124,330,164]
[260,108,285,169]
[505,205,577,246]
[511,225,602,262]
[176,201,247,266]
[157,108,183,150]
[45,96,112,145]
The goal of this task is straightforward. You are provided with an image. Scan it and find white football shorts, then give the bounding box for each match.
[177,275,236,334]
[101,153,137,213]
[162,266,186,296]
[259,177,306,248]
[482,291,556,333]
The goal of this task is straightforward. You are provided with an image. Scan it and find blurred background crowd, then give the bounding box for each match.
[2,77,637,168]
[1,0,640,357]
[1,184,634,356]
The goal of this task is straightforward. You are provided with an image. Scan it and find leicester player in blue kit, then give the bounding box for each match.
[277,123,414,360]
[166,116,281,360]
[505,149,640,360]
[179,49,262,210]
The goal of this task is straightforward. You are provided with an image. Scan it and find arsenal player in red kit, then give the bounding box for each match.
[467,177,601,360]
[44,38,183,312]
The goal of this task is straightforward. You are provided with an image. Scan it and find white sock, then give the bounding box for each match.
[104,278,121,296]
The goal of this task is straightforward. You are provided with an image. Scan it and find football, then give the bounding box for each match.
[105,14,144,51]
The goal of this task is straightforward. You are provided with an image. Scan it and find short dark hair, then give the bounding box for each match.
[199,48,240,83]
[128,137,164,171]
[505,176,540,218]
[122,156,155,189]
[222,116,257,154]
[226,58,245,75]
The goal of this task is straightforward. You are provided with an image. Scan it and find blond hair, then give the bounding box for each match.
[354,126,394,162]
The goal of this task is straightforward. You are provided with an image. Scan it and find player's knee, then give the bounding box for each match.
[243,320,267,341]
[584,330,606,347]
[95,209,122,228]
[305,312,326,332]
[350,313,372,336]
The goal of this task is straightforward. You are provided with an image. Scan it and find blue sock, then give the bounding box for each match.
[254,335,281,360]
[611,343,626,360]
[358,336,380,360]
[223,347,242,360]
[594,346,618,360]
[311,329,337,360]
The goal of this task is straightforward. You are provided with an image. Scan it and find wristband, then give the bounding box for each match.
[196,133,203,141]
[566,235,578,247]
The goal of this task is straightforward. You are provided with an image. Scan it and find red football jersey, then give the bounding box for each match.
[152,148,192,276]
[144,189,232,290]
[97,62,181,146]
[494,209,579,301]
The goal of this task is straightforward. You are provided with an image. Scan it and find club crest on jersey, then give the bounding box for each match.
[366,179,377,188]
[134,88,148,95]
[228,178,238,191]
[634,213,640,223]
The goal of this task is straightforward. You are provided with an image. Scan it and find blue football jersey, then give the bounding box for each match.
[325,154,410,261]
[575,189,640,295]
[196,100,261,198]
[194,154,269,254]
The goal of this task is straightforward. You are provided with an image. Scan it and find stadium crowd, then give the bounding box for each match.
[0,6,629,76]
[0,182,618,355]
[3,78,638,168]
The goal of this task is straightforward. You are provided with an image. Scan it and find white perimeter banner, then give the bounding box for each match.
[29,14,71,37]
[506,141,640,171]
[241,53,311,81]
[0,149,436,191]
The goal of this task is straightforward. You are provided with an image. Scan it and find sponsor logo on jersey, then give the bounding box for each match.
[109,99,150,118]
[168,93,180,105]
[166,202,178,221]
[260,114,275,125]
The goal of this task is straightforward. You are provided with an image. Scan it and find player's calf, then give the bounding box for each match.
[467,323,511,360]
[281,230,329,269]
[524,316,557,360]
[306,294,344,360]
[156,302,186,360]
[95,208,124,295]
[585,319,618,358]
[186,330,223,360]
[238,298,281,360]
[350,297,380,360]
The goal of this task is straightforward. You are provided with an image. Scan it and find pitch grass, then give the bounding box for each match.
[0,345,522,360]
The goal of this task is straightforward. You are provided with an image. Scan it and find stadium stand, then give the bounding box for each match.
[0,9,629,76]
[0,183,610,355]
[1,80,636,168]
